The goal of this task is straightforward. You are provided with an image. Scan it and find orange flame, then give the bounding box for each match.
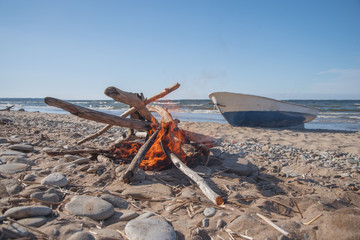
[112,119,197,171]
[140,121,190,170]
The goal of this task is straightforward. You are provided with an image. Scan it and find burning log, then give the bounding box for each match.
[121,125,161,183]
[161,140,224,206]
[77,83,180,145]
[44,97,151,131]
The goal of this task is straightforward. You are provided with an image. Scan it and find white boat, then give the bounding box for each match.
[209,92,319,128]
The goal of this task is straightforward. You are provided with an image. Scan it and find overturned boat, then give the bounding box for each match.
[209,92,319,128]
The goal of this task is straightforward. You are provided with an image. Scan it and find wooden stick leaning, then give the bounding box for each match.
[256,213,290,237]
[77,83,180,145]
[160,140,224,206]
[121,125,161,183]
[44,97,151,131]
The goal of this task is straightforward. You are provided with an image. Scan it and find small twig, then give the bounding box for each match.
[224,229,236,240]
[303,213,323,225]
[116,229,130,240]
[256,213,290,237]
[293,199,303,218]
[225,228,254,240]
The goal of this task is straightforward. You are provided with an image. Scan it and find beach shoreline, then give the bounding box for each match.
[1,111,359,239]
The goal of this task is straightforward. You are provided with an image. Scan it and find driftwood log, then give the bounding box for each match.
[161,140,224,206]
[0,105,14,111]
[105,86,156,123]
[44,97,151,131]
[77,83,180,145]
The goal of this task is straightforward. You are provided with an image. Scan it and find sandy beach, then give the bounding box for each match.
[1,111,359,240]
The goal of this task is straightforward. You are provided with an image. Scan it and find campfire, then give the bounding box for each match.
[44,83,224,205]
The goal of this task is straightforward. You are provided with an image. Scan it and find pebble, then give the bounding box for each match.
[0,150,26,157]
[9,144,34,152]
[17,216,48,227]
[5,223,29,237]
[202,218,209,227]
[221,156,252,176]
[89,229,123,239]
[0,179,22,195]
[41,172,68,187]
[203,207,216,217]
[281,166,300,177]
[193,165,212,176]
[180,188,197,198]
[65,195,114,220]
[5,156,34,165]
[4,206,52,219]
[216,219,226,229]
[31,189,60,203]
[0,137,8,144]
[125,212,176,240]
[100,194,129,209]
[68,231,95,240]
[0,215,6,222]
[23,173,36,181]
[0,163,30,174]
[118,210,139,221]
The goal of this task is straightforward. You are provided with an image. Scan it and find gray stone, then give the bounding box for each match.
[125,213,176,240]
[6,156,34,165]
[41,173,67,187]
[221,157,252,176]
[68,231,95,240]
[89,229,122,239]
[0,214,6,221]
[5,223,29,237]
[100,194,128,209]
[31,190,60,203]
[202,218,209,227]
[193,165,212,176]
[0,179,22,195]
[23,173,36,181]
[17,216,47,227]
[64,154,81,161]
[216,219,226,229]
[65,195,114,221]
[0,163,30,174]
[0,150,26,157]
[122,183,173,199]
[281,166,301,177]
[180,188,197,198]
[9,144,34,152]
[118,210,139,221]
[0,137,8,144]
[133,168,146,182]
[4,206,52,219]
[348,158,359,164]
[203,207,216,217]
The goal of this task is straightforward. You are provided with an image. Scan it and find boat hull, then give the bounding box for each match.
[209,92,319,128]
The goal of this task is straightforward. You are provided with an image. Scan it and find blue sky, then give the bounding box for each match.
[1,0,359,100]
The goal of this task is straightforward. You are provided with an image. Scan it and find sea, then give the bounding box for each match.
[1,98,359,132]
